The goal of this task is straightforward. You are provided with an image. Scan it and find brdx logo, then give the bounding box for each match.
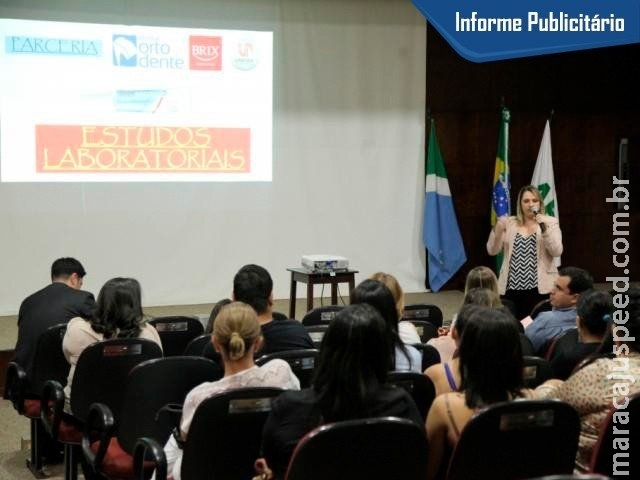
[189,36,222,70]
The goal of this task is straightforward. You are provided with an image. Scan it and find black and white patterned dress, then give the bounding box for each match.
[507,232,538,290]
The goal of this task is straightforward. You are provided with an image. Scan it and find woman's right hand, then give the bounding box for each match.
[495,216,508,234]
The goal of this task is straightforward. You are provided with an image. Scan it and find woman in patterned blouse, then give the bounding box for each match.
[487,185,563,320]
[536,288,640,472]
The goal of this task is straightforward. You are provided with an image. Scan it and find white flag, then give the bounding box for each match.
[531,120,561,266]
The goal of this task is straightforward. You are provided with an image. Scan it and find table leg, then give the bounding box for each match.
[331,282,338,305]
[289,273,297,319]
[306,281,314,313]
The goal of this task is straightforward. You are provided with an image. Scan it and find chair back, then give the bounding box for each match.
[4,323,69,408]
[285,416,428,480]
[446,400,580,480]
[148,316,204,356]
[531,299,553,319]
[545,328,579,360]
[255,349,319,388]
[411,343,441,371]
[527,475,612,480]
[590,392,640,477]
[519,333,535,357]
[523,356,553,388]
[70,338,163,422]
[30,323,70,395]
[402,304,443,327]
[117,356,222,452]
[405,320,439,343]
[304,325,329,349]
[387,371,435,421]
[181,387,285,480]
[301,306,343,326]
[273,311,289,321]
[183,334,212,356]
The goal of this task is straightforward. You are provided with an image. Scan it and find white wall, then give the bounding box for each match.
[0,0,427,314]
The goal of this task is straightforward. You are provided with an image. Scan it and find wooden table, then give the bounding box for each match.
[287,268,358,319]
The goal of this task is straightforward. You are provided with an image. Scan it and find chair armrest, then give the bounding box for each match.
[3,362,28,413]
[40,380,65,439]
[82,403,115,474]
[133,437,167,480]
[155,403,183,444]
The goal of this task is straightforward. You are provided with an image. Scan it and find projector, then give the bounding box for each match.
[301,254,349,273]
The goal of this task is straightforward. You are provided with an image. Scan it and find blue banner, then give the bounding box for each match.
[412,0,640,62]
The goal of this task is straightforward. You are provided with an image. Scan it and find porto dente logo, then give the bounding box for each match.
[5,36,101,56]
[189,36,222,70]
[112,33,185,69]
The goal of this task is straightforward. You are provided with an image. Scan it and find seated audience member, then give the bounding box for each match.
[351,279,422,372]
[428,286,506,362]
[535,288,640,473]
[255,304,423,480]
[549,289,613,380]
[204,298,232,334]
[424,305,476,396]
[425,308,533,480]
[163,302,300,480]
[13,257,95,387]
[232,264,314,355]
[62,277,162,413]
[464,266,500,296]
[525,266,593,355]
[370,271,420,344]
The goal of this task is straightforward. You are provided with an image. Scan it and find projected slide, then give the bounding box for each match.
[0,19,272,182]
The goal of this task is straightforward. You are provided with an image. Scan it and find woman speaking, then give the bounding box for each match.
[486,185,563,320]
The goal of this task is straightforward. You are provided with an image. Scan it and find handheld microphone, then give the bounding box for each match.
[531,208,546,233]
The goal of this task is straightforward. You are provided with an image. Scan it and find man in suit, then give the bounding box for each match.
[13,257,95,380]
[233,264,314,355]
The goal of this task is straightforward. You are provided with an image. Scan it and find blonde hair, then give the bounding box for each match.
[515,185,545,224]
[370,272,404,317]
[213,302,261,361]
[464,266,499,296]
[463,288,503,308]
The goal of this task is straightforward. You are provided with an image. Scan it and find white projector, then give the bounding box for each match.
[301,254,349,273]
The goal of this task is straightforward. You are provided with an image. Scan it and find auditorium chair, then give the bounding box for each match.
[446,400,580,480]
[404,320,439,343]
[82,356,221,480]
[387,371,436,421]
[134,387,285,480]
[255,349,320,388]
[589,392,639,478]
[304,324,329,349]
[523,356,554,388]
[410,342,441,371]
[182,333,211,356]
[3,323,69,477]
[530,299,553,320]
[301,305,343,326]
[402,303,443,327]
[148,316,204,356]
[41,338,162,480]
[526,475,612,479]
[284,417,428,480]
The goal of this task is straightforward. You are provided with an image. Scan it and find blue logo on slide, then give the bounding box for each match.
[5,36,101,56]
[112,34,137,67]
